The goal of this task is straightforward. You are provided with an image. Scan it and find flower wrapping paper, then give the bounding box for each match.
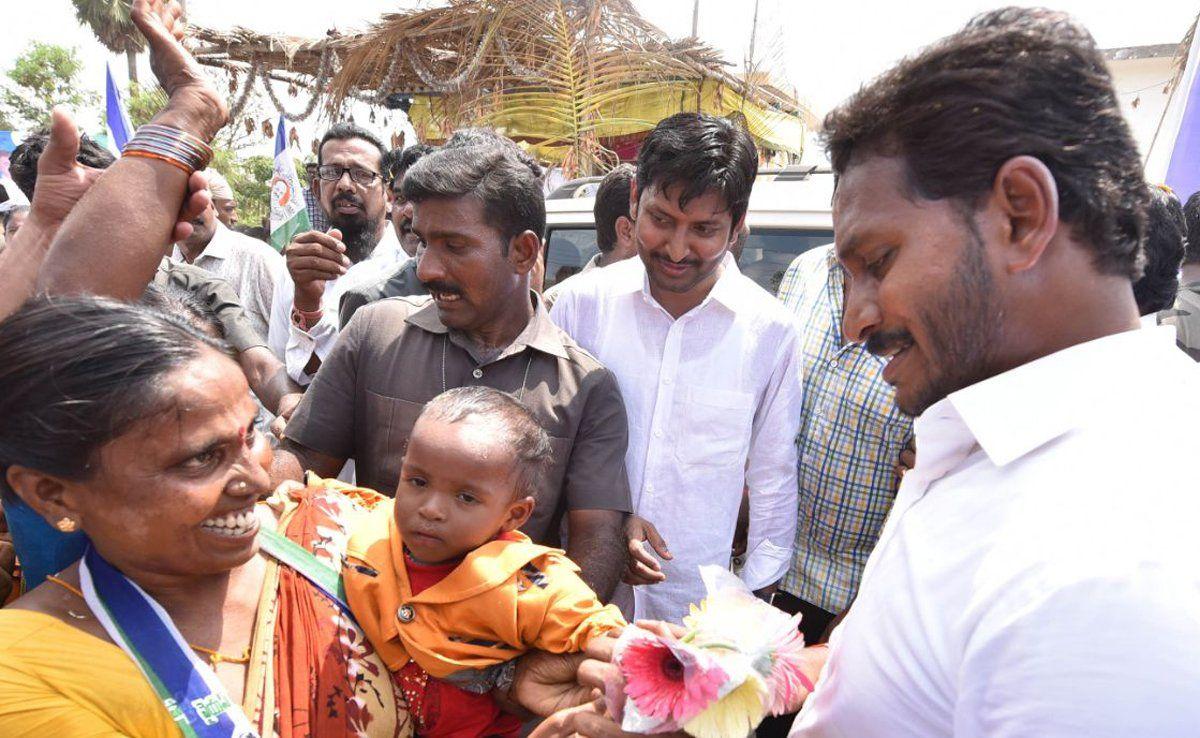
[607,566,816,738]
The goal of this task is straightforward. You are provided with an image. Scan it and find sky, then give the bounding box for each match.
[3,0,1197,155]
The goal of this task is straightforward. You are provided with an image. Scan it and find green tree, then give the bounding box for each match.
[125,82,167,127]
[1,43,100,128]
[71,0,144,85]
[227,154,274,228]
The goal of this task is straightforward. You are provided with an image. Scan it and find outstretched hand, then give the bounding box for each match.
[130,0,228,141]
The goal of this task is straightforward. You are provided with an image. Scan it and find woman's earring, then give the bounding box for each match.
[55,517,78,533]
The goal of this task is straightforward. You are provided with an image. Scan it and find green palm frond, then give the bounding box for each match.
[70,0,144,54]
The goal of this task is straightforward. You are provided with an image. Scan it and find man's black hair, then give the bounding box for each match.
[1134,186,1186,316]
[442,128,544,182]
[594,164,635,253]
[317,122,387,171]
[233,223,269,243]
[823,7,1148,280]
[9,129,115,199]
[1183,190,1200,266]
[385,143,436,188]
[403,144,546,247]
[634,112,758,230]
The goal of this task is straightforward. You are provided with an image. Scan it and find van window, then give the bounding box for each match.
[543,226,835,295]
[545,228,599,289]
[740,229,835,295]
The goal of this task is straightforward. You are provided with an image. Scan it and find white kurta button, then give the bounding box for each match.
[397,604,415,623]
[472,368,483,379]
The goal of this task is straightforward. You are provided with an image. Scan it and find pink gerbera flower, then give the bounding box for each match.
[619,635,729,725]
[765,619,816,715]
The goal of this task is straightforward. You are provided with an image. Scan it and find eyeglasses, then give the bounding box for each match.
[316,165,381,186]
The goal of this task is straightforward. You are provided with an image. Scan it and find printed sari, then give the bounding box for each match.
[247,481,415,737]
[0,482,414,738]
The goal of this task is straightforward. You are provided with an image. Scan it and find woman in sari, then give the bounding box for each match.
[0,296,411,737]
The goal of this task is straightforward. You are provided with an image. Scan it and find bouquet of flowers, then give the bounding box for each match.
[605,567,816,738]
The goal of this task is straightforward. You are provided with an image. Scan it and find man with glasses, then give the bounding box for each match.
[267,122,407,383]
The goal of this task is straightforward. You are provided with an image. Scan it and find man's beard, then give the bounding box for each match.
[327,194,380,263]
[338,219,381,264]
[868,219,1003,417]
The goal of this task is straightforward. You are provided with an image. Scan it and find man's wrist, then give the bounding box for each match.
[291,305,324,331]
[292,287,324,314]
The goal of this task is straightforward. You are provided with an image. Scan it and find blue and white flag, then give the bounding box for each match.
[269,115,311,252]
[1147,22,1200,196]
[105,63,135,157]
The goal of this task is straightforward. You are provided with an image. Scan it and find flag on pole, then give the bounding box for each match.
[270,115,311,252]
[1145,20,1200,196]
[1163,25,1200,198]
[104,63,134,157]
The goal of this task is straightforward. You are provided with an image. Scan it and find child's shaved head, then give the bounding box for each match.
[420,386,553,500]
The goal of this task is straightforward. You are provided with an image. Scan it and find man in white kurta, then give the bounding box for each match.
[266,224,405,383]
[551,255,801,621]
[550,112,801,623]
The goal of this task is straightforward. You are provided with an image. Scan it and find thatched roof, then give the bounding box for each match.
[191,0,816,173]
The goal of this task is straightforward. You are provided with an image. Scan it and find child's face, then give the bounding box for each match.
[394,413,535,564]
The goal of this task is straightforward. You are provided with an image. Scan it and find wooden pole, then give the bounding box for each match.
[691,0,700,37]
[747,0,760,71]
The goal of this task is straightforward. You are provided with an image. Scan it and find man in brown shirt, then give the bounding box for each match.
[274,142,632,599]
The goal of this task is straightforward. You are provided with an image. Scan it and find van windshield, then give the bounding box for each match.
[543,227,835,295]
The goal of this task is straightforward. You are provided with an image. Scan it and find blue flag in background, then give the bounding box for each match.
[1147,21,1200,198]
[105,63,134,156]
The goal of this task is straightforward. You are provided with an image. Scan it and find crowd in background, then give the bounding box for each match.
[0,2,1199,737]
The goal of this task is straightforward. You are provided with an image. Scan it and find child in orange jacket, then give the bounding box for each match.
[340,386,626,738]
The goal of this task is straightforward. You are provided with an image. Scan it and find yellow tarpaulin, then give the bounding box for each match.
[407,78,805,163]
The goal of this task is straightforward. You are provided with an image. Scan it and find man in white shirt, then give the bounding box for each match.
[172,191,284,342]
[551,112,802,622]
[205,168,239,228]
[267,122,408,384]
[788,8,1200,736]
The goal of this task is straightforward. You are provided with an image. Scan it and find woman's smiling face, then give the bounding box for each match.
[72,349,274,578]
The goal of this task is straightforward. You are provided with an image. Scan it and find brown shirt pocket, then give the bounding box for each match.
[360,391,425,496]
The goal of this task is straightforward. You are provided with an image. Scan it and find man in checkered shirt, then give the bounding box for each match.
[754,243,912,738]
[777,243,914,636]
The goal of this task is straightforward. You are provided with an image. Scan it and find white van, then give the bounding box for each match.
[543,165,835,295]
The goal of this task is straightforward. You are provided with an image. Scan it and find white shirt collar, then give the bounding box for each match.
[637,252,746,316]
[173,222,234,263]
[922,325,1178,469]
[366,222,406,266]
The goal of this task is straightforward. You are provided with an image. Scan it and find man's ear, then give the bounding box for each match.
[729,215,747,245]
[615,215,635,246]
[989,155,1059,274]
[4,466,85,531]
[501,496,535,533]
[508,230,542,275]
